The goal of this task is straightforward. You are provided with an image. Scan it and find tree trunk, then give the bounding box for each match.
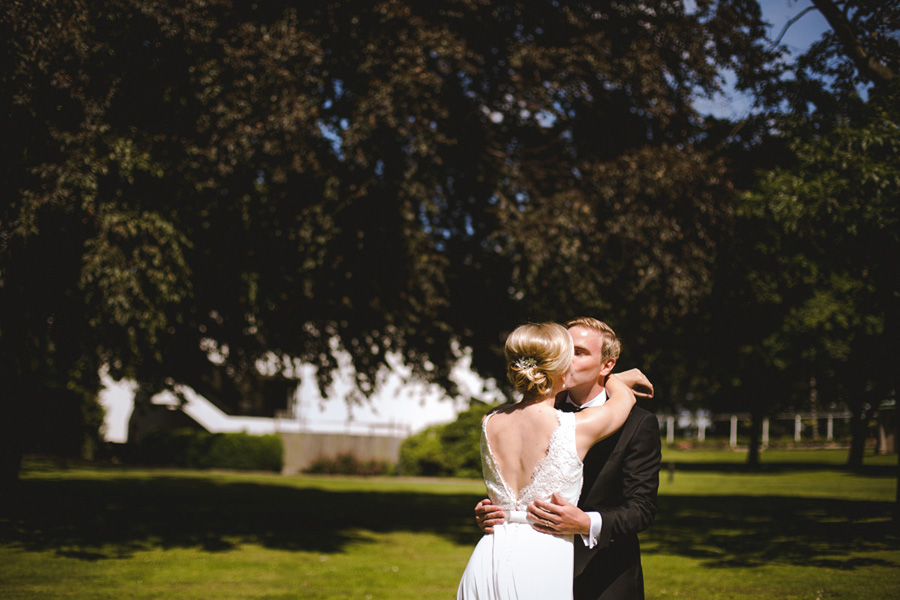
[0,374,24,497]
[895,409,900,528]
[888,304,900,529]
[811,0,897,86]
[847,402,873,470]
[0,299,38,497]
[747,410,762,468]
[0,431,23,494]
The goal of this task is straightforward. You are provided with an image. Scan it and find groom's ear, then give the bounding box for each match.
[599,357,616,377]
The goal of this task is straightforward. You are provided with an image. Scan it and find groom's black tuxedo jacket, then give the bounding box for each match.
[573,405,661,600]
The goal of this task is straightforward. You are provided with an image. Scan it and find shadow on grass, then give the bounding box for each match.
[1,468,897,570]
[0,473,485,560]
[664,462,896,476]
[645,494,899,569]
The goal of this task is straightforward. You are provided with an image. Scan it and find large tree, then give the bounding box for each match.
[1,0,779,487]
[725,0,900,466]
[745,98,900,463]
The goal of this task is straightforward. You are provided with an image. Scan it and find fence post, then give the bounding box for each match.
[762,417,770,448]
[730,415,738,448]
[794,414,802,442]
[666,416,675,444]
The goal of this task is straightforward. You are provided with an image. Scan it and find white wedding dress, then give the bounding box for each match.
[457,409,584,600]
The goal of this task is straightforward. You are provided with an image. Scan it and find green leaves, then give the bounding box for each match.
[739,97,900,410]
[80,207,192,346]
[0,0,787,422]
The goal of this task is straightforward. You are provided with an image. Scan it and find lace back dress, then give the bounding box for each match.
[457,409,584,600]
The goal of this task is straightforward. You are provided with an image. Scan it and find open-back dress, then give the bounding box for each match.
[457,409,584,600]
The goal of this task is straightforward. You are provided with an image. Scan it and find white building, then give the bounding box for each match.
[98,351,503,444]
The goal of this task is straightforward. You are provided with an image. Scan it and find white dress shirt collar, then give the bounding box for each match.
[564,388,608,410]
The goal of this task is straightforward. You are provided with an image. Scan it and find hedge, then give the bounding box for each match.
[131,428,283,472]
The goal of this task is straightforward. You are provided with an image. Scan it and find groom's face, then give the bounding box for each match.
[567,325,615,390]
[568,326,604,388]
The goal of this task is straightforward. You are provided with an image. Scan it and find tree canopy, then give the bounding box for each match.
[707,0,900,466]
[1,0,898,484]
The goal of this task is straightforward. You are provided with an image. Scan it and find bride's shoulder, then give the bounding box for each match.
[483,401,526,424]
[482,404,508,424]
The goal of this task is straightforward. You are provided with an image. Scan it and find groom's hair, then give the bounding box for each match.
[565,317,621,362]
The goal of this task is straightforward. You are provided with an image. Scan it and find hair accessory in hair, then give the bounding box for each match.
[514,357,538,370]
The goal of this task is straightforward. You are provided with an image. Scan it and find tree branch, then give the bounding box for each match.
[811,0,896,86]
[772,6,817,47]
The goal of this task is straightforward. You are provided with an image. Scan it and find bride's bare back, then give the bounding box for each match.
[483,404,561,498]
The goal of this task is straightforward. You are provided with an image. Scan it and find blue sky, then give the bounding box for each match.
[694,0,831,119]
[760,0,831,55]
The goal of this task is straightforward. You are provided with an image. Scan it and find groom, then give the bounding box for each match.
[475,317,661,600]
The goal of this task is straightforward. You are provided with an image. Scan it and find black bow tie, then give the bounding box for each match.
[558,401,584,413]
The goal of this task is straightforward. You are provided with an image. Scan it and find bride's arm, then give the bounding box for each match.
[574,375,636,456]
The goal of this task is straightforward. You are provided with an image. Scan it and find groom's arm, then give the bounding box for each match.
[592,410,661,549]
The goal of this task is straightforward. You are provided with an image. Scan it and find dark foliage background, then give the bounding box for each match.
[1,0,898,487]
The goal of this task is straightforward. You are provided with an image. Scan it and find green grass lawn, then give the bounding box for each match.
[1,449,897,599]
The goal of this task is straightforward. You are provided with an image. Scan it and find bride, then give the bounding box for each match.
[457,322,645,600]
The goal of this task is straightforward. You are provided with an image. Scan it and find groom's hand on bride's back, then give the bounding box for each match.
[528,493,591,535]
[475,499,505,533]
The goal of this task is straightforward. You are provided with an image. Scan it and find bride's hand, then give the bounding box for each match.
[611,368,653,399]
[475,498,505,534]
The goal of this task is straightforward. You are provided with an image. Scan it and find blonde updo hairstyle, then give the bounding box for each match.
[505,322,574,395]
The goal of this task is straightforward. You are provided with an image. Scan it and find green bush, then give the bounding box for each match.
[304,452,394,476]
[131,428,283,471]
[399,426,448,476]
[399,402,497,478]
[198,432,283,471]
